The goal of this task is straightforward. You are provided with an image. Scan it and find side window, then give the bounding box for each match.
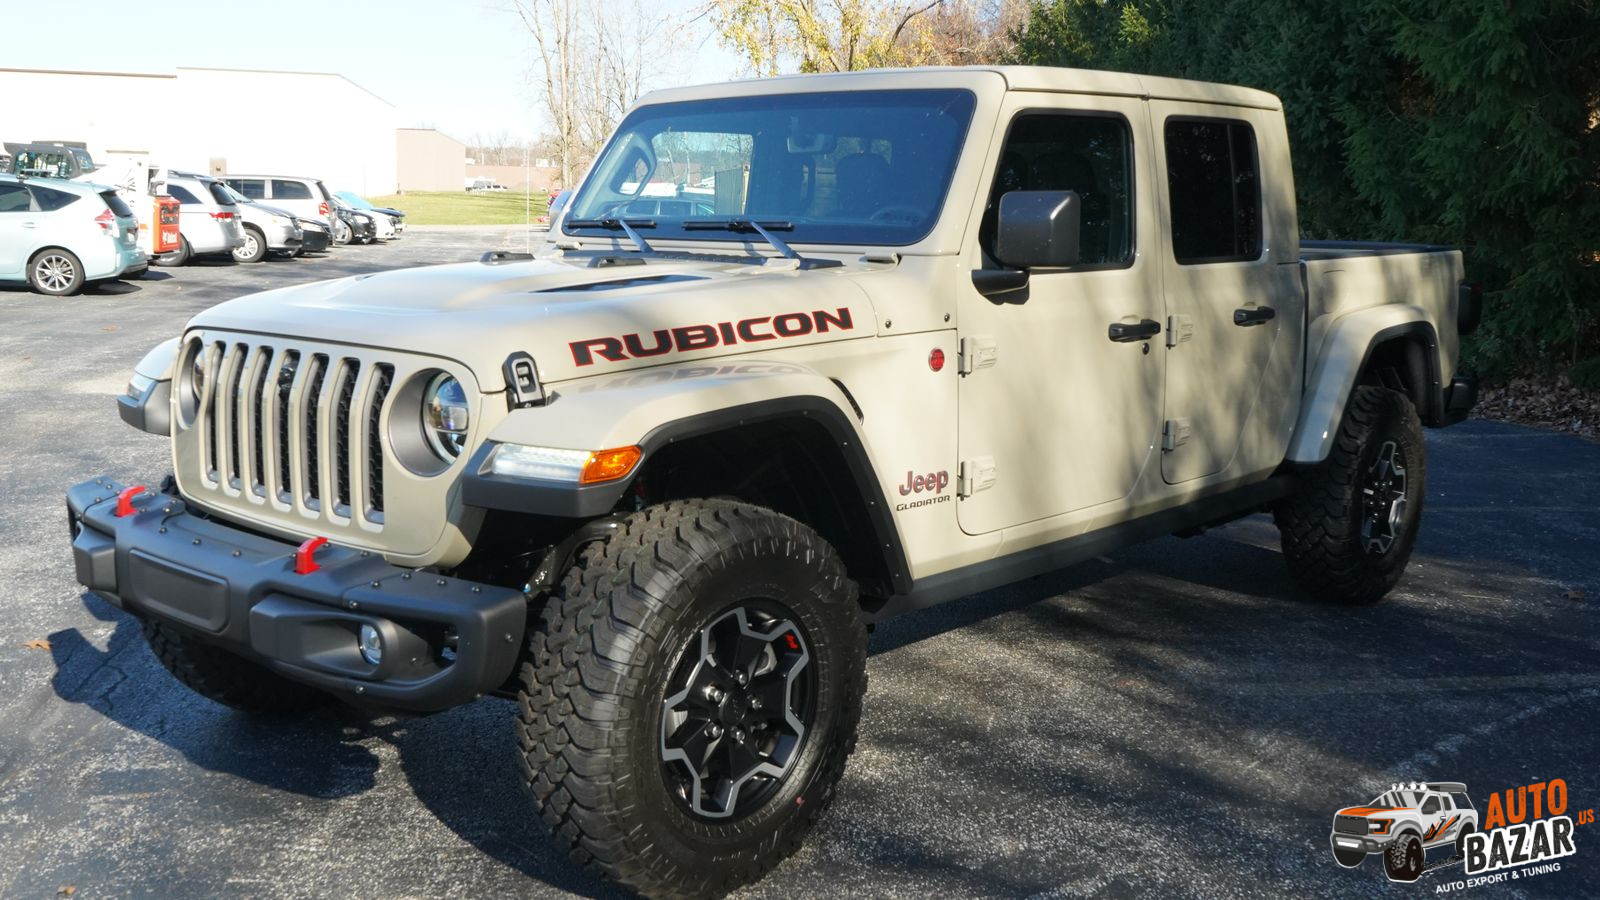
[1421,797,1440,815]
[271,179,312,200]
[982,113,1134,267]
[1164,118,1261,264]
[0,183,30,212]
[168,184,202,205]
[1442,796,1453,810]
[230,179,266,200]
[30,186,81,211]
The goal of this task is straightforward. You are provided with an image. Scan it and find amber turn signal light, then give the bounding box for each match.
[580,446,643,484]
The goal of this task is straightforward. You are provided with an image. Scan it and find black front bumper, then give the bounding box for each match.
[67,478,526,712]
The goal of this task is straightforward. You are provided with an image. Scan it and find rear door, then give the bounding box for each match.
[0,182,34,274]
[1150,103,1303,485]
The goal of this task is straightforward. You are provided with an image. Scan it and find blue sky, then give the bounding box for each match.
[0,0,745,144]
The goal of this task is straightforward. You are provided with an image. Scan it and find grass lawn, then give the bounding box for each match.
[367,190,549,226]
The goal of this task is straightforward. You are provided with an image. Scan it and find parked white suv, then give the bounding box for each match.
[0,174,146,295]
[221,175,335,228]
[156,174,245,267]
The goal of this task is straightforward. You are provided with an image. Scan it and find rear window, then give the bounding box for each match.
[168,184,202,205]
[228,178,266,199]
[100,191,135,218]
[206,183,236,206]
[1164,117,1262,264]
[30,186,80,211]
[271,179,313,200]
[0,183,30,212]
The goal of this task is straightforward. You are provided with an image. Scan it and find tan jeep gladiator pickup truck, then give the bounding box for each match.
[71,66,1479,897]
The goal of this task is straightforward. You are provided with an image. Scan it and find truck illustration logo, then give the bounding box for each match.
[1330,781,1479,882]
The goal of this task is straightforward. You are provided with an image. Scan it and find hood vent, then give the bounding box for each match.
[537,274,710,294]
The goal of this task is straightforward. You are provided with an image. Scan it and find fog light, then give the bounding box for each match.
[359,624,383,665]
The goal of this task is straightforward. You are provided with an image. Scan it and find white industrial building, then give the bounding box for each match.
[0,66,400,195]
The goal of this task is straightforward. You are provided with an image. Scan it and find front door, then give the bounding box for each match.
[956,96,1165,535]
[1149,103,1304,484]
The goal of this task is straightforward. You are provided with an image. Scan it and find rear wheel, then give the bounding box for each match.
[516,499,867,898]
[141,619,329,713]
[233,226,267,263]
[153,235,192,267]
[1275,386,1425,605]
[28,248,84,296]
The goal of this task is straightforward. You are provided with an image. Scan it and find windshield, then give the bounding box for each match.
[338,191,375,210]
[564,89,977,247]
[1369,791,1421,808]
[216,184,251,205]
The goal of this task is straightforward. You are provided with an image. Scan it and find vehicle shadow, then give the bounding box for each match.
[48,592,380,800]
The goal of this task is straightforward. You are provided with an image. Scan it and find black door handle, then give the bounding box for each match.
[1233,305,1276,326]
[1108,318,1162,343]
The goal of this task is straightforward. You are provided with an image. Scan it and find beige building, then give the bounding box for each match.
[396,128,467,192]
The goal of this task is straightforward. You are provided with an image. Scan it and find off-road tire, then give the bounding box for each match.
[516,499,868,898]
[1332,846,1366,868]
[1275,385,1425,605]
[141,619,330,713]
[1385,833,1424,882]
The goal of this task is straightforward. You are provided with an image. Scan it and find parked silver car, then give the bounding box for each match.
[220,175,335,228]
[214,183,302,263]
[155,173,245,266]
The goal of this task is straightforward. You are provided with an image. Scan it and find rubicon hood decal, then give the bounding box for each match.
[185,257,874,391]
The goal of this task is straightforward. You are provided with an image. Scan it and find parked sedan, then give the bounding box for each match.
[297,217,331,254]
[0,174,146,296]
[334,191,404,235]
[155,173,245,266]
[214,183,303,263]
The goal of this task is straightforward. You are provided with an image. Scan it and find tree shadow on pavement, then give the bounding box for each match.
[47,592,380,799]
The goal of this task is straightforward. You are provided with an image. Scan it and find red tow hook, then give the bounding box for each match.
[294,536,329,575]
[114,485,148,518]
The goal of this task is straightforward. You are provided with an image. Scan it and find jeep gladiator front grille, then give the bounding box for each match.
[1335,815,1370,835]
[192,338,392,524]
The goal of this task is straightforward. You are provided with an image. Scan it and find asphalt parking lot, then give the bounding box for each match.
[2,228,1597,899]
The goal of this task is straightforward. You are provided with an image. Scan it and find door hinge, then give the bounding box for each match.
[957,336,997,375]
[957,457,997,497]
[1162,418,1192,451]
[1166,314,1194,348]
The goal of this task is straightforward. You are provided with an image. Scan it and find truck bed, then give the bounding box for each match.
[1299,239,1455,261]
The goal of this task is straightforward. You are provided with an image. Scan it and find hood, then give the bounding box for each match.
[186,256,875,391]
[1338,806,1410,817]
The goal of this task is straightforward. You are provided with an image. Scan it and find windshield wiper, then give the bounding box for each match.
[682,218,800,262]
[565,217,656,253]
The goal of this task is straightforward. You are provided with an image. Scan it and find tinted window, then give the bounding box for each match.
[228,178,266,199]
[1164,118,1260,263]
[101,191,135,218]
[206,183,236,206]
[271,179,312,200]
[0,183,29,212]
[1421,797,1439,815]
[168,184,202,205]
[30,186,81,211]
[985,113,1134,267]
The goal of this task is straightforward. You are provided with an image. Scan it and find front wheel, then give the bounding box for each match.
[233,226,267,263]
[516,499,868,897]
[332,219,352,245]
[1385,833,1425,882]
[1275,385,1426,605]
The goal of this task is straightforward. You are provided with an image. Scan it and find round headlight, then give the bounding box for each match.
[423,373,469,461]
[190,344,208,400]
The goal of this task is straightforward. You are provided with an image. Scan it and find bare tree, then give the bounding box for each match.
[706,0,1023,74]
[508,0,675,187]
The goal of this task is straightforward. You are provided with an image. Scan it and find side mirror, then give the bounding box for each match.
[994,190,1081,269]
